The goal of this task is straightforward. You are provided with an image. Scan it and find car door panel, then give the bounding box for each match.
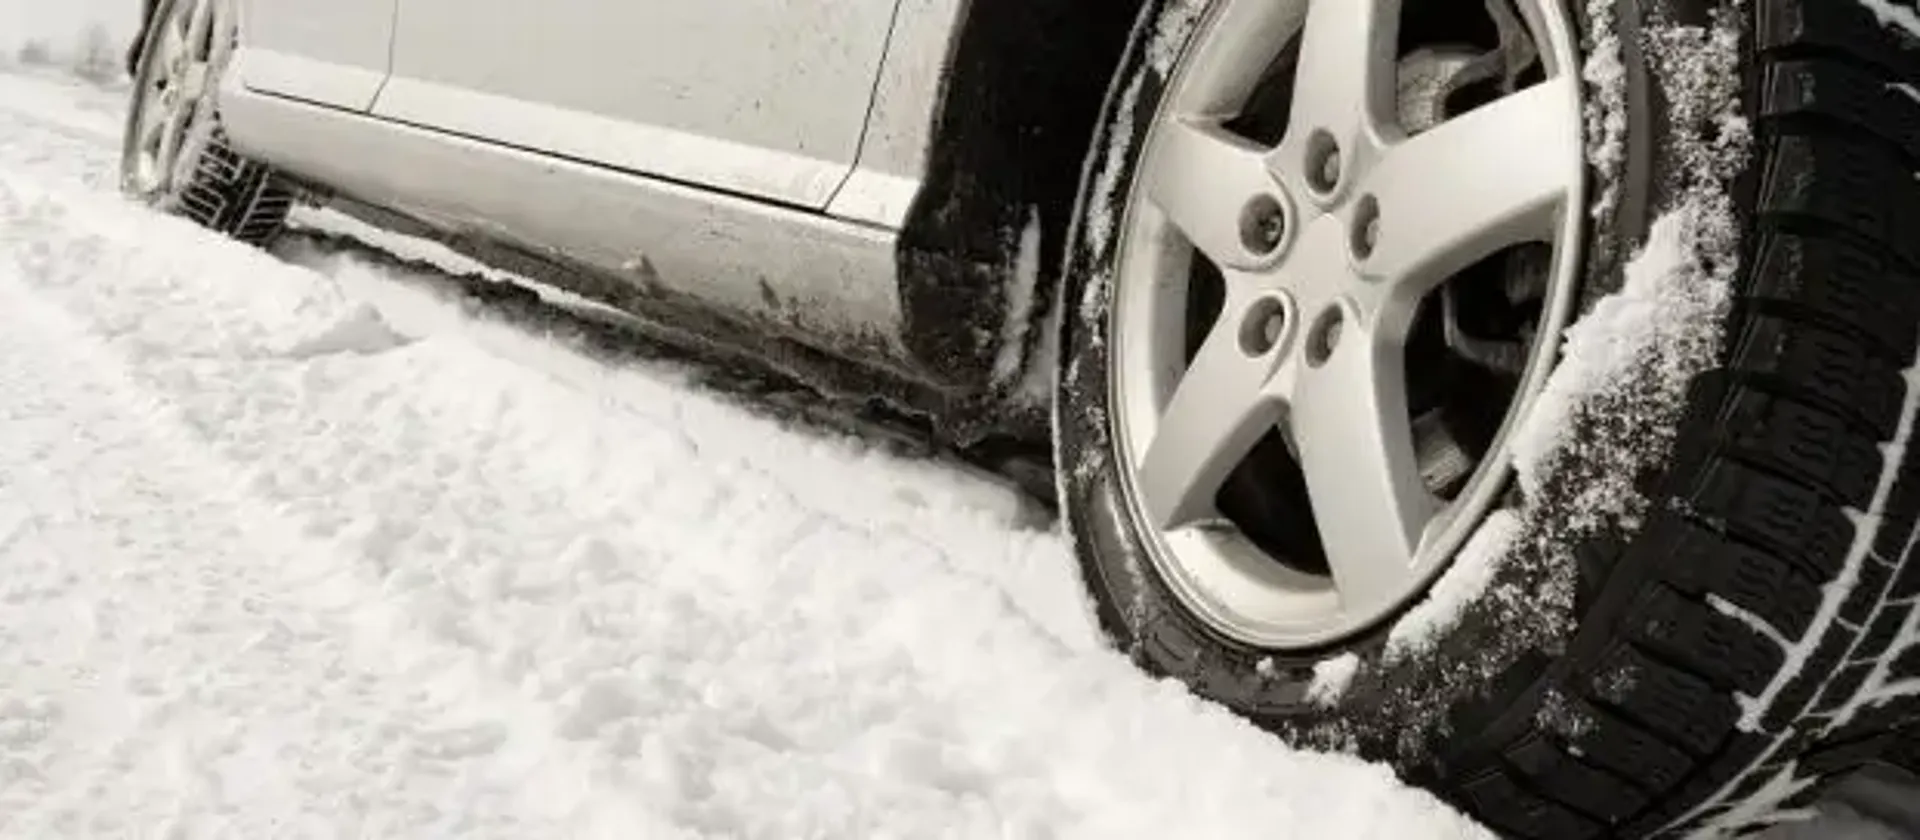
[219,85,912,365]
[373,0,899,209]
[825,0,963,227]
[233,0,396,110]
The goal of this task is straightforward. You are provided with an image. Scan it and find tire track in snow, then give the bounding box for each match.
[0,204,585,838]
[0,71,1488,838]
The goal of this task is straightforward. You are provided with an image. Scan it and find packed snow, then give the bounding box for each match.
[0,7,1912,837]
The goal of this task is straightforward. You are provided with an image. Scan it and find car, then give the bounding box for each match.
[122,0,1920,836]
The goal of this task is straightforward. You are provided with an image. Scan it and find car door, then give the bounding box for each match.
[369,0,903,211]
[232,0,396,111]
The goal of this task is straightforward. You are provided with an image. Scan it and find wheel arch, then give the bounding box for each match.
[893,0,1151,439]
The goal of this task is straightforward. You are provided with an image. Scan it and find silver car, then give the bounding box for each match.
[123,0,1920,835]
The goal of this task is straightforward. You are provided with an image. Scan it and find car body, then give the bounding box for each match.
[138,0,1146,445]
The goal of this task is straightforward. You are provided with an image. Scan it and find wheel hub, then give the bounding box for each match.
[1107,0,1586,648]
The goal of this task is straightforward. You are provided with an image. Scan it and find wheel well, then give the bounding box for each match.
[893,0,1151,438]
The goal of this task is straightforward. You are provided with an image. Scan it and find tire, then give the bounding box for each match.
[122,0,294,248]
[1053,0,1920,837]
[169,137,298,248]
[127,0,162,78]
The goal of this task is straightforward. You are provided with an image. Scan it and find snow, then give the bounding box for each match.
[1306,653,1363,708]
[1709,594,1795,655]
[1374,0,1748,709]
[1692,763,1822,839]
[1582,0,1629,221]
[1814,360,1920,736]
[1506,207,1727,490]
[990,208,1043,388]
[0,70,1492,839]
[1082,0,1203,266]
[1860,0,1920,42]
[1735,345,1918,736]
[1385,510,1522,661]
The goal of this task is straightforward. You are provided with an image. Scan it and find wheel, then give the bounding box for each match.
[1053,0,1920,836]
[122,0,294,247]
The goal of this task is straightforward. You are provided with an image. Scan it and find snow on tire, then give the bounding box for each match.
[1053,0,1920,837]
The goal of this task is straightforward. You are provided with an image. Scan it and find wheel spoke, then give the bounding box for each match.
[1144,118,1285,271]
[1286,0,1401,148]
[1173,0,1311,117]
[1358,77,1581,297]
[1285,310,1435,613]
[1135,298,1288,530]
[153,17,185,69]
[168,2,193,49]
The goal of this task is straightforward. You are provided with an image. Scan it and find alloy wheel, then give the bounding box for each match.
[124,0,232,203]
[1107,0,1587,648]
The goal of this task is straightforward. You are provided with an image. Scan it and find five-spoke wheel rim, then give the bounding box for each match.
[1108,0,1587,648]
[124,0,231,201]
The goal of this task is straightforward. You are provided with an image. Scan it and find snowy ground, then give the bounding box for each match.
[0,69,1493,838]
[0,65,1910,839]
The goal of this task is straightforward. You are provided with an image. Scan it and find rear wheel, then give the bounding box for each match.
[1054,0,1920,835]
[122,0,294,247]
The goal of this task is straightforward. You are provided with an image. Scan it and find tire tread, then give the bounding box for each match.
[1421,1,1920,835]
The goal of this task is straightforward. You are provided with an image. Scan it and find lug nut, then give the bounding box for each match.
[1239,195,1287,255]
[1351,196,1381,261]
[1307,131,1342,194]
[1239,296,1290,356]
[1306,307,1345,367]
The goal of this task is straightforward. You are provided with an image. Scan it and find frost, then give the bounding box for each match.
[1582,0,1629,221]
[1533,689,1593,743]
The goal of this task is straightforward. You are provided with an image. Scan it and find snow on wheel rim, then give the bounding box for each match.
[122,0,231,202]
[1106,0,1588,648]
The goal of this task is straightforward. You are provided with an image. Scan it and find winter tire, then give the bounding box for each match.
[122,0,293,247]
[1054,0,1920,837]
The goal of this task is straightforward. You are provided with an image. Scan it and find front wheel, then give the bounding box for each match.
[1054,0,1920,836]
[122,0,294,247]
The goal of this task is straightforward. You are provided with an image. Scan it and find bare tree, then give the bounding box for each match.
[74,24,123,84]
[16,39,54,68]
